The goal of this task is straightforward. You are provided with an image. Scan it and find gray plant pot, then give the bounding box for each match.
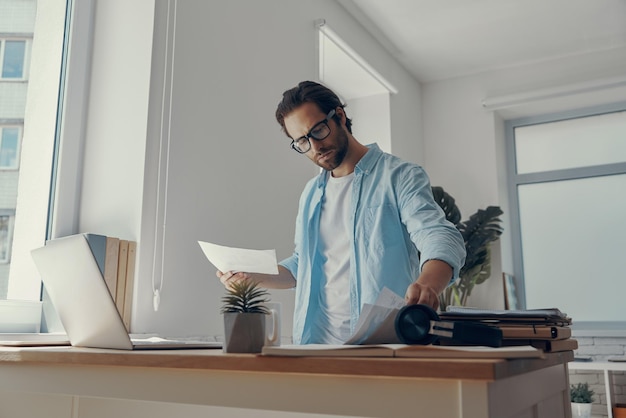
[223,312,266,353]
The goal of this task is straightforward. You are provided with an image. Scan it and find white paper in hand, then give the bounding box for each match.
[198,241,279,275]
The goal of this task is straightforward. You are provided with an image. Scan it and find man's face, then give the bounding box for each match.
[284,102,349,172]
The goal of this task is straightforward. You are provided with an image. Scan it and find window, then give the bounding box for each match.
[0,1,37,301]
[0,126,21,168]
[1,39,27,79]
[506,103,626,325]
[317,20,396,153]
[0,212,14,263]
[0,0,81,309]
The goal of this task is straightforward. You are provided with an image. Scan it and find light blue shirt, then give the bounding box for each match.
[280,144,466,344]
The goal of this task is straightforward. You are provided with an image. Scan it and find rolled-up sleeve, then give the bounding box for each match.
[398,166,466,283]
[279,254,298,280]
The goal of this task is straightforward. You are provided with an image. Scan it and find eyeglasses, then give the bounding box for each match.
[290,109,336,154]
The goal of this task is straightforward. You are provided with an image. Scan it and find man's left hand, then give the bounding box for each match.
[405,281,441,311]
[404,259,454,311]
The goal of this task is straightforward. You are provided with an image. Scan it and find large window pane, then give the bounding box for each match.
[0,0,66,303]
[519,174,626,321]
[508,103,626,326]
[515,110,626,174]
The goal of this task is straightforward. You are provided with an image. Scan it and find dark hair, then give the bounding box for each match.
[275,81,352,137]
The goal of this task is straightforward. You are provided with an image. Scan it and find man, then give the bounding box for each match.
[217,81,465,344]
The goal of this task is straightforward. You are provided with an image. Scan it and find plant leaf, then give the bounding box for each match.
[432,187,504,308]
[431,186,462,225]
[221,280,270,314]
[458,206,503,276]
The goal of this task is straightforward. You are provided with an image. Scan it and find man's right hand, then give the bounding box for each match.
[216,270,251,289]
[216,266,297,290]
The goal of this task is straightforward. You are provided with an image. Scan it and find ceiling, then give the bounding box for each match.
[339,0,626,84]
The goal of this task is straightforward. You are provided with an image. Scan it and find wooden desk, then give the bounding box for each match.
[0,347,573,418]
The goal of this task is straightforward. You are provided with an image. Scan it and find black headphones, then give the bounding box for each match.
[395,304,503,347]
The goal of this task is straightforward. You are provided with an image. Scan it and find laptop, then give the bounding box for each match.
[30,234,222,350]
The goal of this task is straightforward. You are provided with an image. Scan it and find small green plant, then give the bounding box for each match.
[570,382,595,403]
[220,280,270,314]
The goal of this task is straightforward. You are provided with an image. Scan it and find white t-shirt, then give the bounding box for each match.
[312,172,354,344]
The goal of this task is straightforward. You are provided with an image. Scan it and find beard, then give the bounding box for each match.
[311,128,349,172]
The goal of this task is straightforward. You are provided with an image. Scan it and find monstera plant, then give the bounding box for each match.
[432,186,504,310]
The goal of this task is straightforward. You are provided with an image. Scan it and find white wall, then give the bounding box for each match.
[350,93,392,153]
[74,0,626,333]
[78,0,153,241]
[421,46,626,309]
[77,0,423,339]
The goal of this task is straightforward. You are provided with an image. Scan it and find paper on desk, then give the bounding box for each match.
[198,241,279,275]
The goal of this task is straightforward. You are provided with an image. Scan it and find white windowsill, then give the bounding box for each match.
[0,300,42,333]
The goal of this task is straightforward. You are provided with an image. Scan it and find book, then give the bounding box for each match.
[503,338,578,352]
[103,236,120,300]
[122,241,137,331]
[115,240,129,316]
[84,233,107,275]
[82,233,135,325]
[535,339,578,352]
[262,343,544,359]
[440,306,572,326]
[497,325,572,340]
[84,233,119,300]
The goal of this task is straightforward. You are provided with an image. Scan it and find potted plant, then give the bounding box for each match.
[221,280,270,353]
[570,382,594,418]
[431,186,504,310]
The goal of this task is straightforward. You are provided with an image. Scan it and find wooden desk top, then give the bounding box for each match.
[0,346,573,381]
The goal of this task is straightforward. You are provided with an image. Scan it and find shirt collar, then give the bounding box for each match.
[315,143,382,188]
[355,143,382,175]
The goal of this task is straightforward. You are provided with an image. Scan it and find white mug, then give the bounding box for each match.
[265,302,281,347]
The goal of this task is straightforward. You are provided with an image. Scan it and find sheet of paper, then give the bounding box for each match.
[375,286,406,309]
[344,287,406,345]
[198,241,279,275]
[345,304,401,345]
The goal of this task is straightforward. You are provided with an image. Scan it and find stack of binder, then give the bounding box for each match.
[439,307,577,353]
